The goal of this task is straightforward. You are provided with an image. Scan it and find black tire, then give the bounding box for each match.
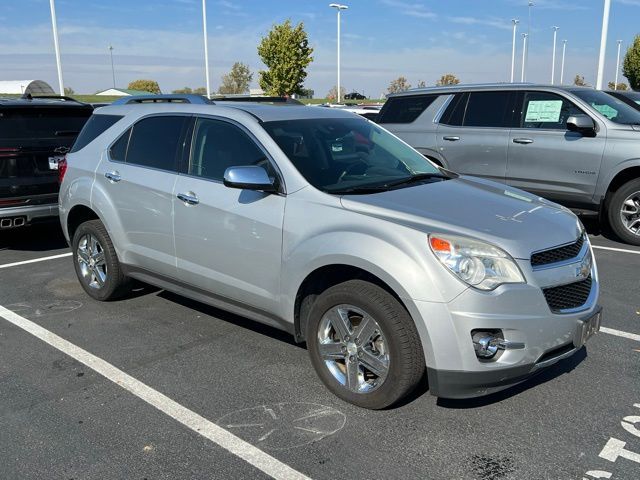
[71,219,130,301]
[606,178,640,246]
[307,280,425,409]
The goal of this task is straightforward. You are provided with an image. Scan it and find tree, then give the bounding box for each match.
[193,87,207,95]
[127,79,161,94]
[219,62,253,95]
[172,87,193,94]
[436,74,460,86]
[63,87,75,95]
[573,75,587,86]
[416,80,427,88]
[623,34,640,90]
[607,81,629,91]
[326,85,346,101]
[387,76,411,94]
[257,20,314,96]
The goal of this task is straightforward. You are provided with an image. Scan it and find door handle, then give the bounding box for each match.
[105,171,121,183]
[513,138,534,145]
[443,136,460,142]
[177,192,199,206]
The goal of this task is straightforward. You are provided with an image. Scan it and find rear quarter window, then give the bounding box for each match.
[377,95,438,124]
[70,114,123,153]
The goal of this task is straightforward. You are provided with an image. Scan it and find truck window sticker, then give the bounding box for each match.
[524,100,563,123]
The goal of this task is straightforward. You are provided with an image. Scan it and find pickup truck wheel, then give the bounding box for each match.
[307,280,425,409]
[72,219,129,301]
[607,178,640,246]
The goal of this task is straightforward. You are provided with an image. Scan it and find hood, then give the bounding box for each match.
[340,176,582,260]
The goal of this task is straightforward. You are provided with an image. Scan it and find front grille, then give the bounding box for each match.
[542,275,592,312]
[531,235,584,267]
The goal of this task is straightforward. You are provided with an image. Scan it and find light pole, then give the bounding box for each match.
[521,33,528,82]
[330,3,348,103]
[202,0,211,98]
[49,0,64,95]
[525,1,533,81]
[560,40,567,85]
[615,39,623,90]
[108,45,116,89]
[511,19,519,83]
[596,0,611,90]
[551,26,559,84]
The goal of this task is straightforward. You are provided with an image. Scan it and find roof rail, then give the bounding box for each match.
[213,95,303,105]
[111,94,214,105]
[20,93,85,103]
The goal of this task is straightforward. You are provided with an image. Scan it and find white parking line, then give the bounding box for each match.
[0,252,72,270]
[601,327,640,343]
[0,305,310,480]
[592,245,640,255]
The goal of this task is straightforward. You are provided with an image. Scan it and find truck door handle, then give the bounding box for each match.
[513,138,534,144]
[443,136,460,141]
[105,171,121,183]
[177,192,199,206]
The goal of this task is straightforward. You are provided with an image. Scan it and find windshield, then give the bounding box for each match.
[262,117,443,193]
[571,89,640,125]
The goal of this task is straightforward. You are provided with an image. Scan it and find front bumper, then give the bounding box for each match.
[426,305,601,399]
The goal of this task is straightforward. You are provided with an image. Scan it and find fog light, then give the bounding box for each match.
[473,332,501,359]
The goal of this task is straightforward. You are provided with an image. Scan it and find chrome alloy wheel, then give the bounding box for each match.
[620,191,640,236]
[317,304,390,393]
[76,234,107,289]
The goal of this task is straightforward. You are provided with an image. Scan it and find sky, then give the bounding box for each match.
[1,0,639,96]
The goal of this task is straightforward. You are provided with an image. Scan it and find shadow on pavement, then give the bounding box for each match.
[436,347,587,409]
[0,221,68,252]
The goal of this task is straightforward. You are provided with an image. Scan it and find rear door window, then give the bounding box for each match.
[0,107,92,141]
[377,95,438,124]
[109,128,131,162]
[519,91,583,130]
[125,116,187,171]
[463,91,512,128]
[70,114,123,152]
[439,93,467,126]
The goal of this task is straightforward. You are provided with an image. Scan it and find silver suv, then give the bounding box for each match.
[59,101,601,409]
[378,84,640,245]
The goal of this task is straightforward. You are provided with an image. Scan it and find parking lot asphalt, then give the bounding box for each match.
[1,220,639,480]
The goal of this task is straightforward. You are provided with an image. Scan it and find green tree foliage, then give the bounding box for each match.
[193,87,207,95]
[387,76,411,94]
[63,87,75,95]
[257,20,314,96]
[172,87,193,94]
[416,80,427,88]
[607,81,629,91]
[219,62,253,95]
[127,79,161,94]
[623,35,640,90]
[436,74,460,86]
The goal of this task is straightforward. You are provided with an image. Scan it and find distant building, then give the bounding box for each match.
[95,88,152,97]
[0,80,55,95]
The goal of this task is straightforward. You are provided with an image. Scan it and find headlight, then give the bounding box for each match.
[429,235,525,291]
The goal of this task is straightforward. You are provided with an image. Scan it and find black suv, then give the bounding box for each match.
[0,95,92,229]
[344,92,366,100]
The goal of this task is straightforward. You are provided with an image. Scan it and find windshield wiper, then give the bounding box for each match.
[383,172,449,188]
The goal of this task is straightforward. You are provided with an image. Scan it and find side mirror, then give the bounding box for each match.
[223,166,277,193]
[567,114,596,136]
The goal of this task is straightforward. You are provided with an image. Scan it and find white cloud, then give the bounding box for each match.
[378,0,437,19]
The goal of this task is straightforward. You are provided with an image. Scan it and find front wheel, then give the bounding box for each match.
[606,178,640,246]
[72,219,130,301]
[307,280,425,409]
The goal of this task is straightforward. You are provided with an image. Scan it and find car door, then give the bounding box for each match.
[506,90,606,205]
[172,116,285,314]
[436,91,514,182]
[94,114,189,278]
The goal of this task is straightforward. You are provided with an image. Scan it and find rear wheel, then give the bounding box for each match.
[72,219,129,301]
[607,178,640,246]
[307,280,425,409]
